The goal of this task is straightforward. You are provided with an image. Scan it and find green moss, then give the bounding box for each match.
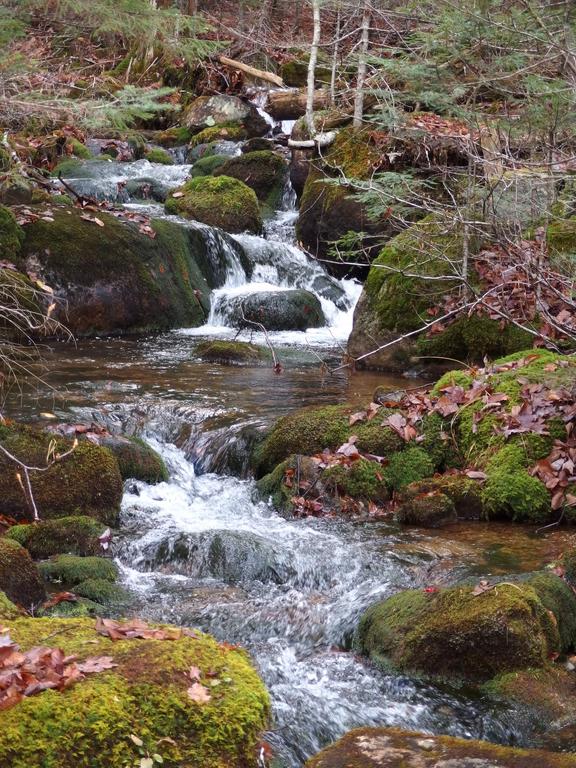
[0,589,21,619]
[563,549,576,586]
[5,516,105,558]
[482,466,550,523]
[39,555,119,586]
[255,457,298,512]
[357,576,573,681]
[0,204,25,260]
[396,474,483,525]
[547,217,576,255]
[51,158,84,177]
[190,154,229,177]
[0,422,122,525]
[326,128,381,180]
[213,151,287,207]
[382,446,435,491]
[322,460,389,502]
[165,175,262,234]
[252,404,405,477]
[0,617,269,768]
[0,537,46,608]
[40,597,101,618]
[145,148,174,165]
[0,146,11,172]
[67,138,92,159]
[74,578,129,607]
[103,437,168,484]
[188,123,247,147]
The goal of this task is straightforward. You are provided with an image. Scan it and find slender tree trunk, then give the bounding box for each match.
[353,0,371,131]
[305,0,321,136]
[330,1,341,106]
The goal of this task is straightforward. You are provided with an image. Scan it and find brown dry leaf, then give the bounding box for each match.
[349,411,367,426]
[189,665,201,681]
[472,579,493,596]
[187,682,211,704]
[95,616,181,642]
[76,656,118,674]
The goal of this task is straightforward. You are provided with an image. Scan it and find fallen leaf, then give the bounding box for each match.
[187,682,211,704]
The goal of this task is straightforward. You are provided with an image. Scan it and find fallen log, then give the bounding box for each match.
[218,56,285,88]
[288,131,337,149]
[265,88,329,121]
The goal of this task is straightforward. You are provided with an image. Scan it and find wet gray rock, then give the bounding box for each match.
[183,95,268,138]
[214,289,326,331]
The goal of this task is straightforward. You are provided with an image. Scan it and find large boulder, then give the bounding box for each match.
[98,436,168,484]
[0,422,123,525]
[214,289,326,332]
[0,538,46,608]
[165,176,262,234]
[348,215,533,371]
[182,94,268,138]
[357,572,576,682]
[305,727,576,768]
[214,150,287,208]
[0,616,269,768]
[18,206,214,336]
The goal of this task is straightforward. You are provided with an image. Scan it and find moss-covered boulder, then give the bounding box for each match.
[0,616,269,768]
[124,176,171,202]
[166,176,262,234]
[0,204,24,260]
[252,404,406,477]
[214,151,287,208]
[217,289,325,331]
[188,124,247,148]
[144,147,174,165]
[195,340,269,365]
[397,474,483,526]
[396,490,457,527]
[39,554,118,586]
[189,153,230,178]
[6,516,105,558]
[18,205,214,336]
[183,94,268,137]
[348,215,533,371]
[0,537,46,608]
[305,726,576,768]
[73,578,129,608]
[357,572,576,682]
[99,436,168,484]
[296,128,392,274]
[0,422,122,525]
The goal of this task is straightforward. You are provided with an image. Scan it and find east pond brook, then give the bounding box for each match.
[3,148,575,767]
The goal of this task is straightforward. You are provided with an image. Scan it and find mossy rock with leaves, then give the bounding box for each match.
[0,538,46,608]
[348,215,533,371]
[305,726,576,768]
[397,474,483,526]
[6,516,106,559]
[18,205,212,336]
[251,404,407,478]
[188,123,248,147]
[356,572,576,682]
[213,150,287,208]
[99,436,168,484]
[0,422,122,525]
[189,154,230,178]
[166,176,262,234]
[0,617,270,768]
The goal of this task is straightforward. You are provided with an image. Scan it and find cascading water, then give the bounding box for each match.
[46,144,540,767]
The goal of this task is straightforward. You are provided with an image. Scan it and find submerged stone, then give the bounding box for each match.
[218,289,326,331]
[305,726,576,767]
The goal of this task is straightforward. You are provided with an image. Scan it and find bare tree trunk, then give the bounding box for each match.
[305,0,322,135]
[353,0,371,131]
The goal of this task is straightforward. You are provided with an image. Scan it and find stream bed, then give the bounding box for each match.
[6,148,575,766]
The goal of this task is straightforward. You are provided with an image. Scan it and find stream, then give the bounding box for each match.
[6,140,574,766]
